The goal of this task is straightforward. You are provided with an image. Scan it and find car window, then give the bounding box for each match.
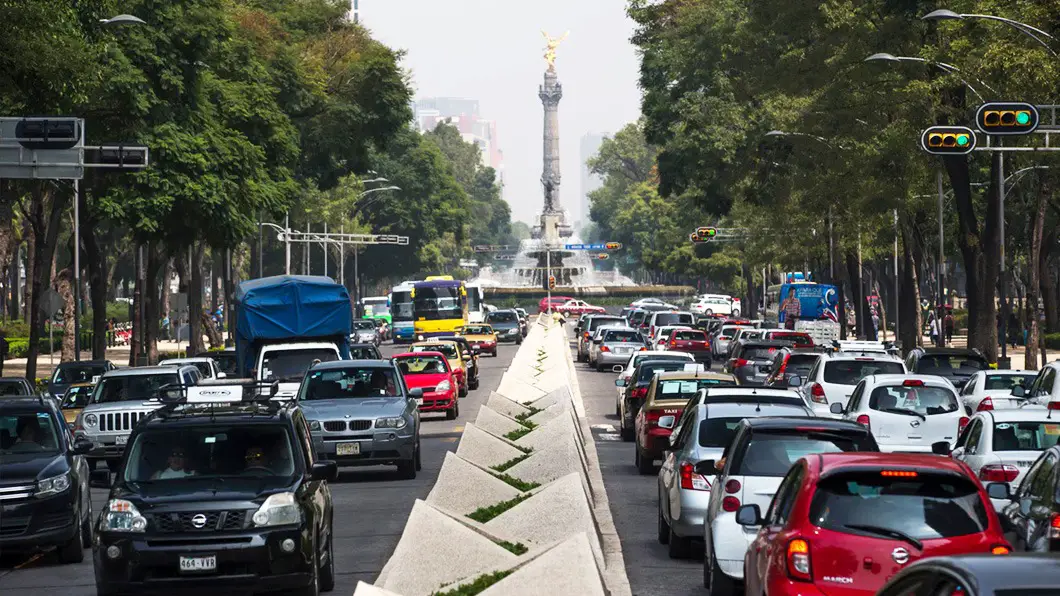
[847,381,866,411]
[823,361,904,385]
[868,385,960,415]
[671,408,697,449]
[729,430,874,477]
[785,354,820,379]
[1028,453,1058,504]
[395,355,448,375]
[658,378,737,400]
[918,354,988,372]
[486,311,517,323]
[261,348,340,382]
[635,362,686,383]
[0,381,28,396]
[809,471,991,540]
[298,367,399,400]
[992,421,1060,452]
[963,419,983,453]
[741,346,784,360]
[124,424,298,482]
[93,374,181,403]
[412,343,457,358]
[983,374,1035,392]
[769,332,813,345]
[463,325,492,334]
[1017,452,1052,500]
[673,330,707,341]
[765,463,804,526]
[698,416,744,448]
[653,313,693,327]
[350,346,381,359]
[604,330,641,343]
[588,317,624,331]
[61,386,93,408]
[0,410,61,456]
[52,364,108,385]
[1041,369,1057,397]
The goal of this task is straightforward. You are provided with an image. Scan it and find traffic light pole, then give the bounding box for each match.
[999,147,1007,361]
[73,179,80,361]
[546,248,552,316]
[937,169,945,348]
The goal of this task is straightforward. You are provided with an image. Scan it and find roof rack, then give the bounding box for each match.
[158,379,280,405]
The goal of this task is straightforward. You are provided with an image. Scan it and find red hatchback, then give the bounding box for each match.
[665,328,712,365]
[737,453,1010,596]
[393,352,460,420]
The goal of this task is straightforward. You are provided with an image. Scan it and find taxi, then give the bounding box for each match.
[411,340,470,397]
[60,381,95,425]
[459,324,498,357]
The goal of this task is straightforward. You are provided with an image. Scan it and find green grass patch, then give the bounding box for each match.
[490,473,540,492]
[494,540,528,555]
[467,493,532,523]
[433,570,513,596]
[512,443,533,455]
[514,407,542,422]
[504,426,533,441]
[491,454,530,473]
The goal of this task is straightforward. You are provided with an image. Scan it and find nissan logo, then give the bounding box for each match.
[909,419,921,428]
[892,547,910,565]
[191,514,208,529]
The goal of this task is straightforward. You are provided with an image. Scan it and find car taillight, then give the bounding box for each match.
[810,383,827,404]
[584,332,590,339]
[600,345,610,352]
[786,538,812,582]
[645,410,662,428]
[959,416,970,433]
[1051,513,1060,539]
[633,386,648,399]
[679,462,711,491]
[670,340,677,347]
[724,479,741,494]
[856,414,870,426]
[734,358,750,368]
[977,397,994,411]
[979,464,1019,483]
[722,496,740,512]
[991,544,1011,555]
[639,347,647,351]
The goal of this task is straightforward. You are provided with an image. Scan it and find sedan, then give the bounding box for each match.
[555,299,606,316]
[588,327,646,371]
[960,369,1037,413]
[393,352,460,420]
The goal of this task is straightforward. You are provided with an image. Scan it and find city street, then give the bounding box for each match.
[0,341,521,596]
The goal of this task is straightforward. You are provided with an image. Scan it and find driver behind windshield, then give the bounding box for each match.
[152,447,196,479]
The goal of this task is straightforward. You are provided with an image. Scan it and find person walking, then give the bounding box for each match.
[780,288,801,331]
[929,315,940,346]
[943,309,955,346]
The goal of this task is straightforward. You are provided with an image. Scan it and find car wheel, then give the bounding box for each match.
[446,401,458,420]
[81,498,93,546]
[319,528,335,592]
[415,439,422,471]
[620,418,634,442]
[595,361,605,372]
[295,541,321,596]
[470,377,479,390]
[56,513,85,564]
[491,350,498,357]
[668,524,692,559]
[615,399,622,417]
[459,384,468,398]
[732,309,740,317]
[635,446,654,475]
[706,546,737,596]
[398,444,418,479]
[657,500,670,545]
[706,309,713,316]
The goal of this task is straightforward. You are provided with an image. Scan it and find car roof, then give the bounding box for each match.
[634,351,694,360]
[601,326,638,333]
[978,369,1035,376]
[824,353,902,362]
[705,402,811,417]
[0,377,31,383]
[815,451,970,475]
[656,371,735,382]
[0,396,51,409]
[103,366,185,377]
[153,401,292,423]
[919,347,985,356]
[704,387,802,399]
[311,359,392,370]
[900,554,1060,592]
[57,359,111,367]
[159,357,214,364]
[983,409,1060,423]
[866,374,955,388]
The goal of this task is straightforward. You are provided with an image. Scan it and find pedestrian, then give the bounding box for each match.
[929,315,940,346]
[780,288,801,331]
[943,309,955,346]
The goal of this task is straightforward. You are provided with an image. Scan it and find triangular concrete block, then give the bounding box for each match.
[427,451,522,515]
[479,533,606,596]
[514,411,578,451]
[455,424,526,469]
[485,392,531,418]
[504,431,586,485]
[496,378,547,404]
[531,386,573,410]
[527,400,570,425]
[353,582,403,596]
[474,406,526,438]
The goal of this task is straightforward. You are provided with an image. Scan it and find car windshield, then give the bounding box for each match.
[991,421,1060,451]
[463,325,493,334]
[770,332,813,345]
[299,367,399,400]
[124,425,297,483]
[0,411,61,456]
[52,364,107,385]
[352,320,376,330]
[719,326,745,340]
[919,354,988,372]
[362,299,389,317]
[783,354,821,378]
[413,286,463,321]
[93,374,180,403]
[605,330,641,343]
[487,311,517,323]
[629,312,646,325]
[632,354,690,368]
[868,385,959,415]
[657,378,737,400]
[261,348,340,383]
[741,346,784,361]
[349,347,380,360]
[730,430,873,477]
[699,417,743,448]
[589,317,625,331]
[809,472,990,540]
[673,330,707,341]
[984,374,1036,391]
[824,360,904,385]
[62,386,93,408]
[213,353,238,375]
[653,313,693,327]
[395,356,448,375]
[413,343,457,358]
[635,362,686,383]
[0,381,26,397]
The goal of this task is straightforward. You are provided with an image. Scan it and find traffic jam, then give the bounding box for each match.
[575,286,1060,595]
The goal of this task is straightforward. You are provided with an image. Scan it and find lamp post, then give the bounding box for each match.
[349,185,401,317]
[863,53,996,102]
[922,9,1059,57]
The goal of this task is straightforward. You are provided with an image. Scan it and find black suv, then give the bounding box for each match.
[0,396,94,563]
[905,347,989,391]
[93,381,338,595]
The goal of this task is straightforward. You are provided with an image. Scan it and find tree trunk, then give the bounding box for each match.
[201,311,223,348]
[899,224,923,354]
[845,251,864,339]
[1026,176,1048,370]
[742,262,758,319]
[22,216,34,325]
[144,245,163,364]
[81,189,109,359]
[161,257,173,341]
[1042,248,1058,334]
[25,183,68,381]
[189,242,206,355]
[55,269,76,362]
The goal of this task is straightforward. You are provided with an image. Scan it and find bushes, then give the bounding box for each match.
[5,336,63,358]
[1044,333,1060,351]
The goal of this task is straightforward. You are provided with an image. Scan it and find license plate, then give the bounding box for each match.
[179,555,216,573]
[115,435,128,446]
[336,442,361,456]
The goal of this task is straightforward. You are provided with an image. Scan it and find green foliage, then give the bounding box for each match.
[432,570,513,596]
[489,473,540,492]
[514,407,542,421]
[466,493,532,523]
[493,540,528,555]
[490,454,530,473]
[503,426,533,441]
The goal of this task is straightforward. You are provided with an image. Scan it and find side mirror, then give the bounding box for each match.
[1012,385,1027,398]
[216,372,227,379]
[736,504,763,527]
[90,469,112,489]
[694,460,717,476]
[986,482,1012,501]
[409,388,424,398]
[931,440,952,456]
[72,437,94,455]
[462,351,471,359]
[658,415,676,430]
[787,375,802,388]
[311,461,339,482]
[614,378,627,387]
[829,402,844,415]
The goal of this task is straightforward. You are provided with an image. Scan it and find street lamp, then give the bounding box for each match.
[922,9,1059,57]
[349,185,401,316]
[863,53,995,101]
[99,14,146,25]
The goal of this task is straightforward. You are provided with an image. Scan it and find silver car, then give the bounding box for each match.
[577,315,627,361]
[299,360,422,479]
[657,399,814,558]
[351,319,381,346]
[75,365,201,471]
[159,357,224,380]
[589,326,647,371]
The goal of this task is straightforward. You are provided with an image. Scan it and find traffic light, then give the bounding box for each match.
[605,242,622,250]
[920,127,976,155]
[86,145,148,168]
[15,117,81,150]
[976,102,1039,135]
[696,227,718,240]
[548,275,556,290]
[596,253,609,260]
[689,233,700,243]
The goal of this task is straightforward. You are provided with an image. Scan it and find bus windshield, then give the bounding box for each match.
[467,286,483,313]
[414,285,464,321]
[391,290,414,322]
[362,297,389,317]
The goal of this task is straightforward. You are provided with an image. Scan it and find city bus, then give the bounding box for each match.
[391,282,416,343]
[466,282,486,323]
[412,279,469,339]
[361,296,391,325]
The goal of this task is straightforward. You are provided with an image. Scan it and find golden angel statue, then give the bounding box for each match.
[542,30,569,70]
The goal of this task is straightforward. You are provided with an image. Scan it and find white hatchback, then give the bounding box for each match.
[959,370,1037,414]
[833,374,964,452]
[798,355,907,417]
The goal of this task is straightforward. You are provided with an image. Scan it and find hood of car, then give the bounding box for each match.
[0,452,69,484]
[299,398,407,418]
[403,373,451,389]
[464,334,496,341]
[114,476,297,505]
[82,401,165,414]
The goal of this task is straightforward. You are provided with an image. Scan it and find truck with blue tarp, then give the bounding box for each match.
[765,281,841,344]
[234,275,351,398]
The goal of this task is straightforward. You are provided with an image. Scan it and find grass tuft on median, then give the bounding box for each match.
[433,570,513,595]
[490,472,540,492]
[494,539,528,555]
[467,493,532,523]
[504,426,533,441]
[514,406,542,422]
[491,454,530,473]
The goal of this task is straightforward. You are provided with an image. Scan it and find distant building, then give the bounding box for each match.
[414,97,504,195]
[580,132,608,227]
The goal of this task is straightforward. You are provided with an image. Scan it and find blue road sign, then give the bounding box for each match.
[565,243,608,250]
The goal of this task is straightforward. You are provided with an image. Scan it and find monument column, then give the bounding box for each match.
[537,31,572,241]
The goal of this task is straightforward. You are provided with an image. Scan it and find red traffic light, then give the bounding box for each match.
[596,253,610,260]
[976,102,1038,135]
[605,242,622,250]
[696,227,718,240]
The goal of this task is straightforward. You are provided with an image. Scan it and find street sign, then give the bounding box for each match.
[41,289,63,317]
[474,244,516,253]
[0,117,84,179]
[976,102,1039,135]
[493,254,517,261]
[458,259,478,268]
[920,127,977,155]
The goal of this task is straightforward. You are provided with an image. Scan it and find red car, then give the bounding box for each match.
[737,452,1010,596]
[553,299,606,316]
[763,330,815,348]
[538,295,574,313]
[393,352,460,420]
[665,328,712,365]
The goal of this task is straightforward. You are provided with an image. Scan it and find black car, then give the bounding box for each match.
[905,347,989,391]
[485,310,522,344]
[46,359,116,401]
[0,396,94,563]
[724,340,794,386]
[93,381,337,595]
[993,442,1060,553]
[195,349,238,377]
[614,359,689,441]
[0,376,36,397]
[763,348,827,389]
[877,554,1060,596]
[348,343,383,360]
[436,335,481,391]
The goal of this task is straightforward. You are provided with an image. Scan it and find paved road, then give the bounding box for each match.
[0,341,520,595]
[573,329,708,596]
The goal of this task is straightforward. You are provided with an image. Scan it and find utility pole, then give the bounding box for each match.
[73,179,81,361]
[936,169,945,348]
[284,212,291,275]
[894,208,900,345]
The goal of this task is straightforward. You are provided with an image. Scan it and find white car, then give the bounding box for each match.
[948,408,1060,510]
[798,354,906,417]
[711,325,750,359]
[651,325,693,350]
[630,297,678,309]
[958,370,1037,414]
[691,295,739,317]
[1017,361,1060,407]
[158,357,225,380]
[833,374,964,452]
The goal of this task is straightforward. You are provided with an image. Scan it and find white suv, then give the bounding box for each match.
[797,354,906,417]
[691,295,739,317]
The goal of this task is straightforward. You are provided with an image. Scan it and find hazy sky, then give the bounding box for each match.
[359,0,642,225]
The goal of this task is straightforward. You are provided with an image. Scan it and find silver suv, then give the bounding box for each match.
[74,365,201,470]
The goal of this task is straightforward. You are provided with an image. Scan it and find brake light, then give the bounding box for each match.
[1051,513,1060,539]
[670,340,677,347]
[991,544,1010,555]
[979,464,1019,483]
[584,332,590,339]
[977,397,994,411]
[645,410,663,428]
[959,416,970,433]
[903,379,925,387]
[881,470,918,478]
[679,462,711,491]
[722,496,740,512]
[639,347,647,351]
[1049,401,1060,411]
[734,358,750,368]
[809,383,827,404]
[633,386,648,399]
[724,479,741,494]
[600,345,610,352]
[786,539,812,582]
[856,414,870,426]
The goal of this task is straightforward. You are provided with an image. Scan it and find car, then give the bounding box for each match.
[299,360,421,478]
[0,376,36,397]
[959,369,1037,413]
[159,356,225,380]
[761,329,814,348]
[0,396,94,564]
[877,554,1060,596]
[74,365,203,471]
[348,342,383,360]
[833,374,965,452]
[539,295,574,313]
[727,328,767,357]
[435,335,481,390]
[1014,361,1060,407]
[626,309,650,333]
[724,340,794,386]
[615,359,692,440]
[661,328,713,366]
[577,315,627,360]
[410,340,470,396]
[45,359,116,401]
[514,309,529,337]
[905,347,990,391]
[990,427,1060,552]
[647,310,696,341]
[763,348,826,389]
[458,324,499,357]
[93,381,337,595]
[797,354,907,417]
[554,299,606,316]
[630,297,679,309]
[712,325,750,359]
[701,418,879,595]
[350,319,381,346]
[738,452,1010,596]
[657,399,812,558]
[195,348,238,376]
[614,350,696,390]
[690,295,739,317]
[60,381,94,424]
[943,407,1060,510]
[634,370,738,474]
[485,309,523,344]
[650,324,694,350]
[393,352,460,420]
[588,326,646,371]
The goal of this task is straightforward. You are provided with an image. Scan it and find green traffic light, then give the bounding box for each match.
[956,134,970,146]
[1016,111,1031,125]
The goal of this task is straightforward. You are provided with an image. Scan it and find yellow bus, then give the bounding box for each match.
[411,279,468,339]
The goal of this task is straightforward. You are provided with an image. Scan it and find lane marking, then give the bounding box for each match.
[596,433,621,442]
[591,424,617,433]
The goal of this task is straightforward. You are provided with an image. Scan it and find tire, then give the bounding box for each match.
[80,499,93,547]
[706,309,713,316]
[397,444,418,479]
[446,401,458,420]
[657,501,670,545]
[56,519,85,564]
[516,337,522,345]
[491,350,497,357]
[635,446,654,475]
[668,524,692,559]
[595,361,605,372]
[732,309,741,318]
[294,542,321,596]
[620,418,634,442]
[319,529,335,592]
[470,377,479,390]
[706,544,737,596]
[415,439,422,471]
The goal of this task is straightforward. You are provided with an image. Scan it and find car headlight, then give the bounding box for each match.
[436,380,451,392]
[376,416,407,429]
[252,492,303,527]
[308,420,321,431]
[36,471,71,498]
[102,499,148,533]
[83,413,98,427]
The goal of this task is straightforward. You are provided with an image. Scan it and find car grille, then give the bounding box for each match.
[323,421,346,432]
[98,411,150,432]
[323,420,372,432]
[148,510,247,533]
[0,483,35,502]
[0,515,30,536]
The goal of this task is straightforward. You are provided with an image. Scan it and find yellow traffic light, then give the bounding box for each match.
[548,275,556,290]
[976,102,1038,135]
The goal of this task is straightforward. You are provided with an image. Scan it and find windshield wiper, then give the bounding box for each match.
[843,524,922,550]
[881,407,926,421]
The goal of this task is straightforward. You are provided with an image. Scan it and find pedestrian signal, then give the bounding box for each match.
[920,127,976,155]
[976,102,1039,135]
